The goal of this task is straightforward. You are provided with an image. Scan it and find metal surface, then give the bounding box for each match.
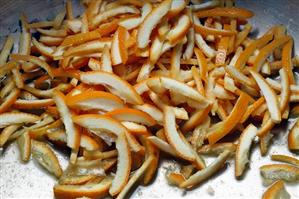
[0,0,299,198]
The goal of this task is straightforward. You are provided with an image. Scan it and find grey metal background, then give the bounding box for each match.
[0,0,298,198]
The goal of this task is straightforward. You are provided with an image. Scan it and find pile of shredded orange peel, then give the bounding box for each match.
[0,0,298,198]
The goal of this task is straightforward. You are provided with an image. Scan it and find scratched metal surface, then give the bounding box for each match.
[0,0,299,199]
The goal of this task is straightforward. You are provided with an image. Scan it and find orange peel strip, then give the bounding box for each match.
[52,90,80,150]
[61,30,101,46]
[80,71,143,105]
[262,180,290,199]
[281,39,295,84]
[271,154,299,167]
[137,0,172,48]
[105,108,156,126]
[252,36,290,72]
[207,93,251,145]
[194,23,237,37]
[196,7,254,19]
[234,32,273,69]
[10,54,54,78]
[66,91,124,112]
[164,106,196,161]
[0,88,20,114]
